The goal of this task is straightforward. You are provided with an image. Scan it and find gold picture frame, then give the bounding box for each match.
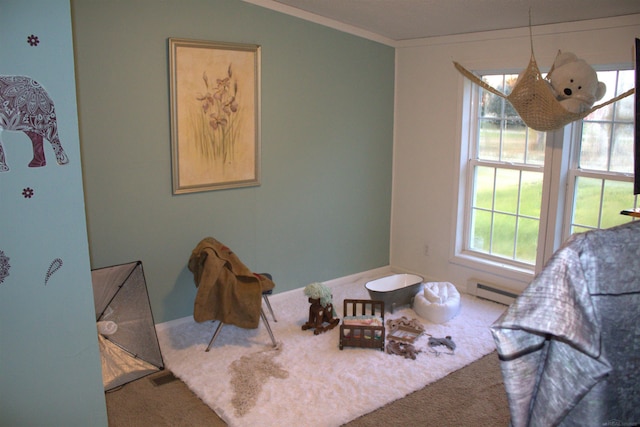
[169,38,261,194]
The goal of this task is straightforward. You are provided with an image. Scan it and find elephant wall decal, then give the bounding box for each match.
[0,75,69,172]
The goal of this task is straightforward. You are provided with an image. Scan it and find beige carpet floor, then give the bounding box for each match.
[105,351,510,426]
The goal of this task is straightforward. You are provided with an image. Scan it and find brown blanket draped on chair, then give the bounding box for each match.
[188,237,275,329]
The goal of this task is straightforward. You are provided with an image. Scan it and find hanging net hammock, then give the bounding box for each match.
[454,47,634,132]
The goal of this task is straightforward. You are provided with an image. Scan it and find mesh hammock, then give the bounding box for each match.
[454,48,635,132]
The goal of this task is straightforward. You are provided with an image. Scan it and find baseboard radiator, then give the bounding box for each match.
[467,280,519,306]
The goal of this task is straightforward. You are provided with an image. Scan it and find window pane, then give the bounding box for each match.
[480,76,505,122]
[470,164,542,265]
[573,177,601,228]
[570,69,637,237]
[516,217,539,264]
[470,208,491,252]
[526,129,546,165]
[502,122,526,163]
[478,74,524,163]
[503,75,519,97]
[466,73,545,267]
[587,70,617,121]
[610,123,634,173]
[482,75,506,94]
[491,213,516,259]
[615,70,635,121]
[579,122,611,170]
[494,169,519,214]
[601,180,635,229]
[519,171,543,217]
[478,119,500,161]
[616,91,635,121]
[473,166,495,209]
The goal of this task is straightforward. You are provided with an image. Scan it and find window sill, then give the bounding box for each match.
[450,251,535,284]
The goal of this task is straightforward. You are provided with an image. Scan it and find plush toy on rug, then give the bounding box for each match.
[386,317,426,360]
[428,336,456,356]
[301,282,340,335]
[386,340,421,360]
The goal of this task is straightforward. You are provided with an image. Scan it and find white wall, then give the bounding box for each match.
[390,15,640,293]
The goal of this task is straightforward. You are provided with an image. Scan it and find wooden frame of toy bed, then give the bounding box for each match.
[339,299,385,351]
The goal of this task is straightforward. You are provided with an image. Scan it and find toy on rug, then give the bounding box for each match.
[428,336,456,356]
[386,316,426,336]
[339,299,386,350]
[385,316,426,360]
[301,282,340,335]
[386,340,421,360]
[413,282,461,324]
[546,50,607,114]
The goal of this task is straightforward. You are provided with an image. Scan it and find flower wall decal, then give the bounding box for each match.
[22,187,34,198]
[27,34,40,47]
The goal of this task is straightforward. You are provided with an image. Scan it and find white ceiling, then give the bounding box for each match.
[246,0,640,43]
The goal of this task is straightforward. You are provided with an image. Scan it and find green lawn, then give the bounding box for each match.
[471,164,635,265]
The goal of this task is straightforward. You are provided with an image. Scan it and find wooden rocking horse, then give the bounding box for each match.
[301,283,339,335]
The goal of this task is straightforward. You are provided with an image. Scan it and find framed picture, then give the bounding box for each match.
[169,38,261,194]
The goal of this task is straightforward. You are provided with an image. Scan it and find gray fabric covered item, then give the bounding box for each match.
[491,221,640,427]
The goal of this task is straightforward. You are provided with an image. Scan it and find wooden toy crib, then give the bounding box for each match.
[339,299,385,351]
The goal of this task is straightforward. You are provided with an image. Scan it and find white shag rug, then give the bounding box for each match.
[156,271,506,427]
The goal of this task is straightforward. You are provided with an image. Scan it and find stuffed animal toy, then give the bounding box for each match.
[386,340,421,360]
[547,51,607,114]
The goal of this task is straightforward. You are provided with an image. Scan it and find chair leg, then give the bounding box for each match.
[205,321,224,352]
[205,313,277,351]
[262,294,277,322]
[260,309,278,348]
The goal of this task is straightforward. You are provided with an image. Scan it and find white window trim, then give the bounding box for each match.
[450,77,581,281]
[537,126,572,271]
[452,66,635,281]
[562,120,636,236]
[450,78,537,284]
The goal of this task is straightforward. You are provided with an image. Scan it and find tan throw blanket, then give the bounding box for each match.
[188,237,275,329]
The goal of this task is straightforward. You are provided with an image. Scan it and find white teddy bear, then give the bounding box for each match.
[547,51,607,114]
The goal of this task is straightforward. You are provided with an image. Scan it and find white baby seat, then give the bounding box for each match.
[414,282,461,324]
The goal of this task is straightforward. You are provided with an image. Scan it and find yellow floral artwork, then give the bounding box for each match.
[169,39,260,193]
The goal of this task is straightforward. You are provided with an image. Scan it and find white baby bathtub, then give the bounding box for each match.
[365,273,424,313]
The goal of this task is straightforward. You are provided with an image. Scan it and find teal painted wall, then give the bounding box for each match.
[72,0,395,323]
[0,1,108,425]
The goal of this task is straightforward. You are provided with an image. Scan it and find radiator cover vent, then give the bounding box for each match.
[468,280,519,306]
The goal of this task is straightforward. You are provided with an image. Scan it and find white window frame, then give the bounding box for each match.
[452,77,541,284]
[452,66,635,282]
[562,71,638,237]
